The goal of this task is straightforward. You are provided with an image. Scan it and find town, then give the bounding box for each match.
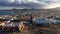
[0,12,60,34]
[0,9,60,34]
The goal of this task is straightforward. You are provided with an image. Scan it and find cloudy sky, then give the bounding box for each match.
[0,0,60,9]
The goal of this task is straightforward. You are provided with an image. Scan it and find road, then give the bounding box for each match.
[0,25,34,34]
[0,24,60,34]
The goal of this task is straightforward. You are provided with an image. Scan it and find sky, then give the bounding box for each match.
[0,0,60,9]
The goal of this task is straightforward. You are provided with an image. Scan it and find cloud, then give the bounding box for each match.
[37,0,60,9]
[0,0,60,9]
[27,0,60,9]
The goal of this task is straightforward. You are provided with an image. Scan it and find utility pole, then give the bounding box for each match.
[29,12,33,24]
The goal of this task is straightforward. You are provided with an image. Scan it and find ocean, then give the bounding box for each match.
[0,10,25,15]
[0,6,28,15]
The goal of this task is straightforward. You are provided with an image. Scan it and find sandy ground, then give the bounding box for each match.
[0,24,60,34]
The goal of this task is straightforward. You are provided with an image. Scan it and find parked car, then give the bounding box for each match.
[2,22,19,32]
[33,18,52,26]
